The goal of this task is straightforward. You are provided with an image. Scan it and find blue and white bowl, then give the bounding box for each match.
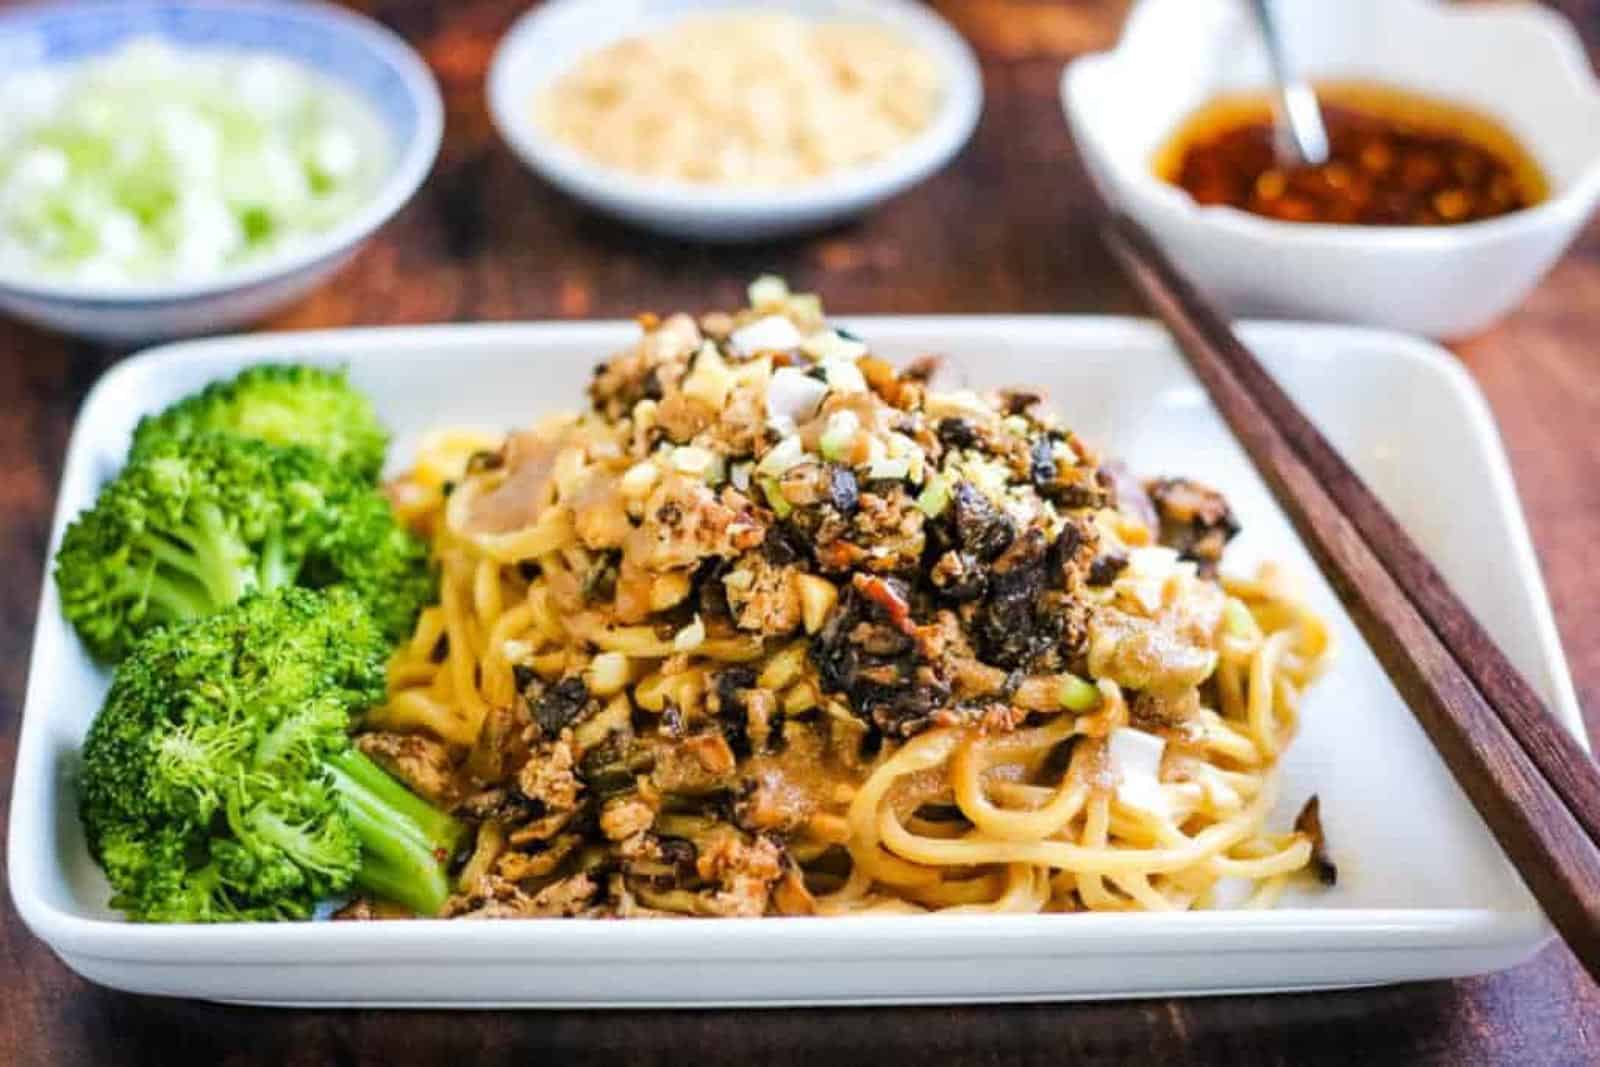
[0,1,442,343]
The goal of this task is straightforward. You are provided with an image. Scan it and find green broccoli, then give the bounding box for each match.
[79,588,465,921]
[130,364,389,481]
[299,487,436,647]
[55,432,430,662]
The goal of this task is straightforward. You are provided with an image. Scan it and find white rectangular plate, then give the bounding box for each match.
[9,317,1582,1007]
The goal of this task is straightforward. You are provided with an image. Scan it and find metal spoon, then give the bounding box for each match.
[1245,0,1329,167]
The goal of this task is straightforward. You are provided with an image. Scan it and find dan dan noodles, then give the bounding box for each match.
[366,278,1336,919]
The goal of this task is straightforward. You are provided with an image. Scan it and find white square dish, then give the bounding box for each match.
[8,317,1581,1006]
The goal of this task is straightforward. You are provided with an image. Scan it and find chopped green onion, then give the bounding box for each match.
[0,39,385,285]
[916,473,951,517]
[1224,597,1262,640]
[759,477,792,518]
[1058,674,1101,712]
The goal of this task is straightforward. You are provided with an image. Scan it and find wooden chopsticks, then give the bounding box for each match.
[1102,210,1600,982]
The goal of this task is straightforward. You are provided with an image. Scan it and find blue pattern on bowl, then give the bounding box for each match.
[0,1,421,147]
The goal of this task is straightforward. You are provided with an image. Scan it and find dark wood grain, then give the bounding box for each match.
[2,1,1598,1064]
[1106,209,1600,980]
[1115,197,1600,853]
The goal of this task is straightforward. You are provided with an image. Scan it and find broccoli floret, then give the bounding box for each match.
[300,488,436,646]
[55,432,430,661]
[79,589,465,921]
[131,364,388,481]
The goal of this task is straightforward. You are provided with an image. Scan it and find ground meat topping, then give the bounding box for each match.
[1147,477,1241,576]
[600,794,659,841]
[355,731,461,806]
[626,474,767,573]
[373,288,1267,918]
[445,873,599,919]
[1087,607,1217,693]
[517,735,582,815]
[1295,795,1338,886]
[694,830,786,917]
[722,550,804,635]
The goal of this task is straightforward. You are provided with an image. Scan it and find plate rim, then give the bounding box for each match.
[9,316,1578,980]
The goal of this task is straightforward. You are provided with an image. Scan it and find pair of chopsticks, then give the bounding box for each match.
[1102,211,1600,982]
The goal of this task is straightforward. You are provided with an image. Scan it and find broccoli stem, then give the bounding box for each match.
[344,850,445,918]
[324,748,464,917]
[247,807,353,879]
[256,529,297,591]
[133,568,217,622]
[138,503,258,610]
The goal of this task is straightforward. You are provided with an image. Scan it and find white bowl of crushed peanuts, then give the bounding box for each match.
[487,0,983,241]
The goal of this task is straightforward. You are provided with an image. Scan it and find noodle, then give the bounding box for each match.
[368,279,1334,919]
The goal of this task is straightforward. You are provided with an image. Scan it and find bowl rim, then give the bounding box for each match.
[1061,0,1600,251]
[484,0,983,219]
[0,0,443,306]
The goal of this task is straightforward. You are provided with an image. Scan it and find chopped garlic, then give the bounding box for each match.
[1119,546,1190,614]
[801,329,869,363]
[730,354,773,388]
[766,366,829,432]
[747,274,790,309]
[819,357,867,393]
[586,651,632,696]
[631,397,659,431]
[1107,727,1169,816]
[671,445,717,477]
[867,457,910,481]
[756,434,807,476]
[731,314,803,357]
[885,432,926,482]
[924,389,990,421]
[673,614,707,652]
[680,340,734,408]
[796,574,839,634]
[620,459,661,497]
[819,409,861,460]
[785,292,824,328]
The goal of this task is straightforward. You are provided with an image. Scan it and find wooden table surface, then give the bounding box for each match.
[3,1,1598,1062]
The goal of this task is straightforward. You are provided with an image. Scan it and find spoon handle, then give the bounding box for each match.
[1245,0,1330,167]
